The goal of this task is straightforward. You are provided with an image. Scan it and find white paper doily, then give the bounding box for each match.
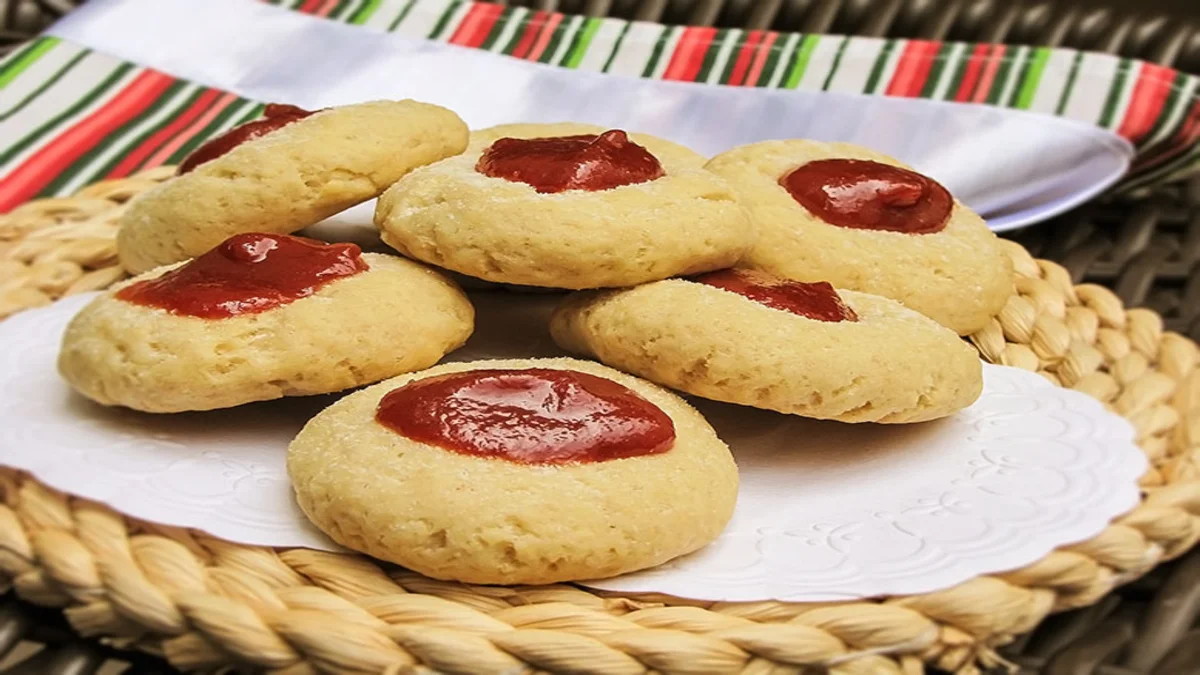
[0,293,1145,601]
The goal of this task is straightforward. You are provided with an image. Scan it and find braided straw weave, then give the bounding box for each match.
[0,170,1198,675]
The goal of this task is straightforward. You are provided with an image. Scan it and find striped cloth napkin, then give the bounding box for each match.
[0,0,1196,216]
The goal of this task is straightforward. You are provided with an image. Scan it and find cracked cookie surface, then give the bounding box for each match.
[551,278,982,423]
[375,122,753,290]
[58,253,473,413]
[705,140,1013,335]
[117,100,468,274]
[287,357,738,584]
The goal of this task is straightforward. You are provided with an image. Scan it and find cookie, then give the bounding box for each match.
[375,122,753,289]
[287,357,738,584]
[60,233,473,413]
[551,269,983,423]
[705,140,1013,335]
[117,100,469,274]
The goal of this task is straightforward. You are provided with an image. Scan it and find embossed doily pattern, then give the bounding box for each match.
[0,294,1145,601]
[587,370,1144,600]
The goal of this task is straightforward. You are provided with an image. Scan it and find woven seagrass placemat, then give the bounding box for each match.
[0,168,1197,675]
[1010,177,1200,346]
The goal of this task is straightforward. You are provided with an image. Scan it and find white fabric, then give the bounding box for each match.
[50,0,1133,231]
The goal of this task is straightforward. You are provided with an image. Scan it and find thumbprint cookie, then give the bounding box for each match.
[551,269,982,423]
[705,140,1013,334]
[287,357,738,584]
[61,233,473,412]
[118,100,468,274]
[375,122,753,289]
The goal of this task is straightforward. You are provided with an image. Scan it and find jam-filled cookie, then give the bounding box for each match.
[117,100,469,274]
[375,122,753,289]
[60,233,473,413]
[551,269,982,423]
[287,357,738,584]
[705,140,1012,335]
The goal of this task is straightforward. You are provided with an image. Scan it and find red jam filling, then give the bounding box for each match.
[780,158,952,234]
[475,130,665,193]
[177,103,315,174]
[693,269,857,322]
[375,368,676,465]
[116,233,367,318]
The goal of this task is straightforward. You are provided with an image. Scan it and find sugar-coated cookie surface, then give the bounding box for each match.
[375,122,753,289]
[58,253,473,413]
[287,357,738,585]
[551,278,983,423]
[117,100,469,274]
[705,140,1013,335]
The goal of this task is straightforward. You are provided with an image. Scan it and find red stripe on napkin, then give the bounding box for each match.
[525,12,563,62]
[1118,63,1175,144]
[510,10,549,60]
[0,70,173,212]
[972,44,1006,103]
[886,40,941,98]
[663,27,718,82]
[743,31,779,87]
[105,88,225,178]
[954,43,992,102]
[140,92,241,170]
[726,30,765,86]
[449,3,505,48]
[297,0,338,15]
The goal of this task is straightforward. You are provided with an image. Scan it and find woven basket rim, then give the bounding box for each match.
[0,168,1198,674]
